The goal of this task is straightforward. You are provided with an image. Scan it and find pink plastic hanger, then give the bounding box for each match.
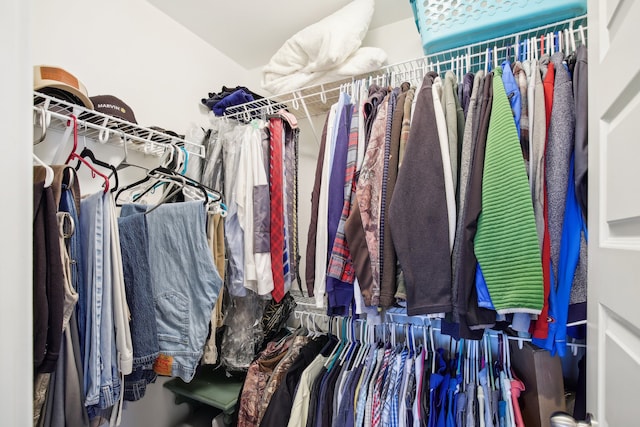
[64,115,110,193]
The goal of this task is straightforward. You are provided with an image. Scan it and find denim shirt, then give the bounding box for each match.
[502,60,522,139]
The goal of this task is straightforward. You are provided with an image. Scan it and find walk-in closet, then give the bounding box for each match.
[3,0,640,426]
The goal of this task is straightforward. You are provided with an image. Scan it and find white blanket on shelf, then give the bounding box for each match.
[261,0,388,94]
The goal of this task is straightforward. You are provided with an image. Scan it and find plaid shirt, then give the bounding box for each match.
[372,347,394,427]
[355,348,378,427]
[327,103,360,283]
[380,349,398,425]
[363,349,384,427]
[390,349,408,427]
[400,356,415,427]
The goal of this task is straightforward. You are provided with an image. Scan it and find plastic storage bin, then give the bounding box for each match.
[410,0,587,55]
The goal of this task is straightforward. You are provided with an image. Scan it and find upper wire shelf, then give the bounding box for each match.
[33,91,205,158]
[222,14,587,121]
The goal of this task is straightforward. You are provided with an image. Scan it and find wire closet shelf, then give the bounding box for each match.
[33,91,206,158]
[222,14,587,121]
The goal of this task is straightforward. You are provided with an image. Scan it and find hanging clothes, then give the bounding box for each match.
[118,207,159,401]
[238,338,292,427]
[326,103,360,289]
[442,71,461,193]
[268,336,335,427]
[306,116,331,297]
[257,335,311,423]
[393,85,416,303]
[380,82,410,308]
[325,97,355,315]
[568,45,589,321]
[433,75,457,254]
[573,45,588,221]
[356,91,390,307]
[80,191,117,413]
[388,72,452,316]
[451,70,483,325]
[121,201,222,382]
[237,122,274,296]
[34,166,90,427]
[474,67,544,314]
[269,117,287,302]
[454,72,496,338]
[33,170,65,375]
[223,123,250,297]
[314,104,340,307]
[377,86,400,309]
[201,212,226,365]
[281,111,302,293]
[287,340,335,427]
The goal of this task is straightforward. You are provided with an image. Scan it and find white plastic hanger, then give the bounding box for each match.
[485,47,490,74]
[33,153,54,188]
[429,324,436,373]
[319,84,327,104]
[501,333,516,427]
[324,317,345,368]
[557,31,562,54]
[464,338,470,388]
[352,319,368,367]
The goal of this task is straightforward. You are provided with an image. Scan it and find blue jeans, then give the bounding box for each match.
[94,195,120,411]
[118,211,159,401]
[79,192,104,408]
[122,201,222,382]
[80,193,120,415]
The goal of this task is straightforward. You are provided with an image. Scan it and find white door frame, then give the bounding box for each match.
[0,0,34,424]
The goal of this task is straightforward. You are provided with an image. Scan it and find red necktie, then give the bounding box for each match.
[269,118,285,302]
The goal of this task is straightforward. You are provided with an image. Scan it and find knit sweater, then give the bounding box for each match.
[389,72,452,315]
[474,68,544,314]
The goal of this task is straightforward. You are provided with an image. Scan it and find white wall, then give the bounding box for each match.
[31,1,250,426]
[32,0,250,135]
[363,17,424,65]
[245,17,424,94]
[1,0,33,425]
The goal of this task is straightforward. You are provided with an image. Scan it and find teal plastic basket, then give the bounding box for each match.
[410,0,587,55]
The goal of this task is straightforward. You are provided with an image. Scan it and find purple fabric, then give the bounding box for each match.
[326,104,354,316]
[327,104,360,284]
[462,73,474,118]
[212,89,255,116]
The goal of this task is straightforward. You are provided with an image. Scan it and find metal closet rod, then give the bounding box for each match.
[222,14,587,121]
[33,91,206,158]
[292,308,586,355]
